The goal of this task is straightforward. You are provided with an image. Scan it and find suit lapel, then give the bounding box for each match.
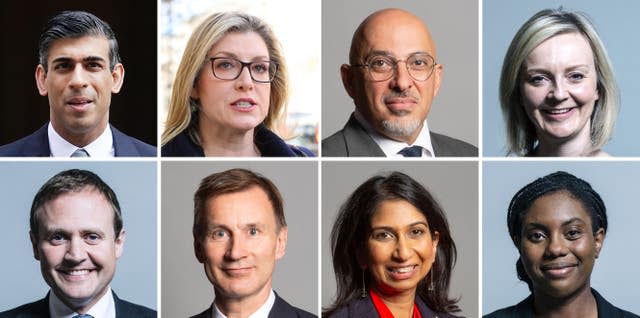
[343,115,386,156]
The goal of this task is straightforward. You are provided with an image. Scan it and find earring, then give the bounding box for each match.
[428,270,435,292]
[360,270,367,298]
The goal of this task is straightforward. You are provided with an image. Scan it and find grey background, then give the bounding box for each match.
[321,162,478,317]
[321,0,479,148]
[0,161,157,311]
[161,161,318,317]
[483,0,640,156]
[483,161,640,315]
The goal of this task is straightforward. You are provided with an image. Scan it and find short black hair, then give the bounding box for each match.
[507,171,607,291]
[30,169,123,240]
[38,10,121,72]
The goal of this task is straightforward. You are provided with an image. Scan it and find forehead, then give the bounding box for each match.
[524,191,592,227]
[46,35,110,62]
[359,12,434,59]
[371,199,428,227]
[39,188,114,231]
[525,32,594,67]
[208,31,269,59]
[204,186,277,227]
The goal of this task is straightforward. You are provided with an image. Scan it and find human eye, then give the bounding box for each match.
[526,230,546,242]
[568,72,585,82]
[408,227,426,238]
[85,61,104,71]
[248,226,261,236]
[527,74,548,86]
[84,233,102,244]
[251,62,270,74]
[209,228,229,241]
[48,232,67,245]
[565,227,583,240]
[368,56,392,71]
[408,55,431,69]
[371,230,395,241]
[214,58,238,70]
[53,62,72,72]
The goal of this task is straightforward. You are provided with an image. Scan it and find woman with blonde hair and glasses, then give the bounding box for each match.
[162,11,314,157]
[500,8,618,157]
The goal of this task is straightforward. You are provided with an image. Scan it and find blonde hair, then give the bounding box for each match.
[161,11,289,146]
[500,8,618,156]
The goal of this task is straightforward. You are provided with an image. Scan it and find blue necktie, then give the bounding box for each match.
[71,148,90,157]
[398,145,423,157]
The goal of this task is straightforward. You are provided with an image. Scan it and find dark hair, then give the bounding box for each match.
[30,169,123,240]
[324,171,459,316]
[507,171,607,291]
[192,168,286,244]
[39,10,121,72]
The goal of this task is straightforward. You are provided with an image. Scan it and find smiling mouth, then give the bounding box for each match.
[386,265,418,280]
[58,268,94,281]
[541,263,578,278]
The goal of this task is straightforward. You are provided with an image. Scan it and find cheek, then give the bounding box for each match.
[521,85,547,109]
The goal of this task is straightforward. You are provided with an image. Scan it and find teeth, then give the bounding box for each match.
[66,269,90,276]
[546,108,571,114]
[390,266,414,273]
[235,101,253,108]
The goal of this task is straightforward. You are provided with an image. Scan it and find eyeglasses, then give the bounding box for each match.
[209,57,278,83]
[353,53,436,82]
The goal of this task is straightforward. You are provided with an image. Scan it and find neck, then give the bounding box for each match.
[375,287,417,318]
[535,127,602,157]
[198,122,259,157]
[51,121,106,148]
[56,287,108,315]
[214,287,271,318]
[532,286,597,318]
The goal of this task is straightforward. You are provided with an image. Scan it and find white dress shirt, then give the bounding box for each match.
[49,287,116,318]
[48,122,115,157]
[212,289,276,318]
[354,111,435,157]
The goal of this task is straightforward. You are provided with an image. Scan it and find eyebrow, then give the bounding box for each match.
[525,217,587,230]
[210,51,270,61]
[524,64,591,73]
[51,56,107,64]
[371,221,429,231]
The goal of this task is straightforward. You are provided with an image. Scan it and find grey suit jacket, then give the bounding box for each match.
[322,114,477,157]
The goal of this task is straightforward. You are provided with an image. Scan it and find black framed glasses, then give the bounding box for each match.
[353,53,436,82]
[209,57,278,83]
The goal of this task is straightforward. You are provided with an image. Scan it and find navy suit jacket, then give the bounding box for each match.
[0,291,157,318]
[484,288,639,318]
[190,293,316,318]
[0,123,156,157]
[326,294,462,318]
[322,113,477,157]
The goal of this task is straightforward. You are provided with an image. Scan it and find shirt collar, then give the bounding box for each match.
[212,289,276,318]
[354,111,434,157]
[48,122,115,157]
[49,287,115,318]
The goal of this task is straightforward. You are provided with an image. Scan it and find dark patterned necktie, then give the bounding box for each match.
[71,148,90,157]
[72,315,94,318]
[398,145,422,157]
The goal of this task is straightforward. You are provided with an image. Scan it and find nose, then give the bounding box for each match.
[68,64,89,89]
[389,61,413,92]
[544,234,568,258]
[549,80,569,101]
[234,65,254,92]
[225,236,249,261]
[392,235,412,261]
[64,237,87,263]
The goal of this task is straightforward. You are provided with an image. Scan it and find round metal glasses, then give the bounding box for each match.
[353,53,436,82]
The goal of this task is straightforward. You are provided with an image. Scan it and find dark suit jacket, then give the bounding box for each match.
[190,292,316,318]
[0,291,157,318]
[162,125,314,157]
[484,288,639,318]
[326,294,462,318]
[322,114,477,157]
[0,123,156,157]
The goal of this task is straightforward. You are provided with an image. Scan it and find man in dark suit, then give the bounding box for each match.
[0,169,156,318]
[322,8,477,157]
[191,169,316,318]
[0,11,155,157]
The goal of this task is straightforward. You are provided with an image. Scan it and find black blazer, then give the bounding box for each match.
[0,291,156,318]
[0,123,156,157]
[484,288,639,318]
[190,292,316,318]
[326,294,463,318]
[162,125,314,157]
[322,113,477,157]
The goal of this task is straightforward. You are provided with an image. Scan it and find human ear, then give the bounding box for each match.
[432,63,443,97]
[114,229,126,259]
[30,231,40,261]
[340,64,356,99]
[594,228,605,258]
[111,63,125,93]
[275,226,288,260]
[35,65,48,96]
